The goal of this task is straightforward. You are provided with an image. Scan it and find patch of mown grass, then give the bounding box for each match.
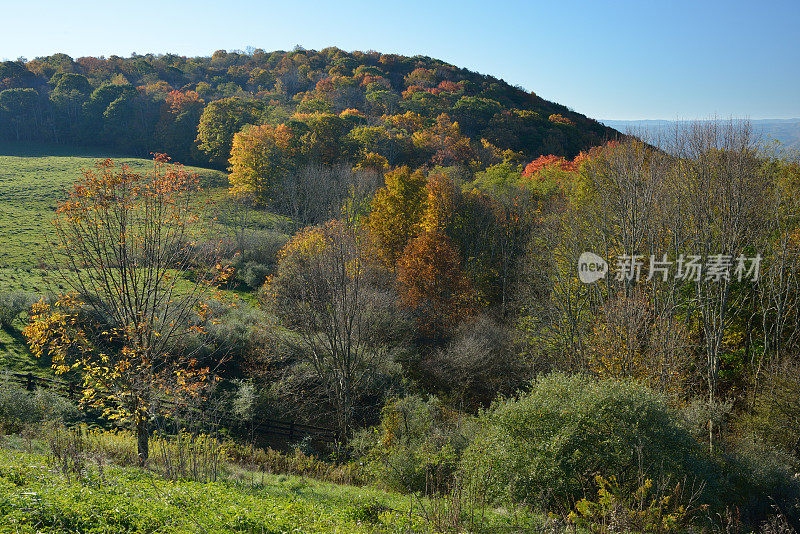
[0,268,59,294]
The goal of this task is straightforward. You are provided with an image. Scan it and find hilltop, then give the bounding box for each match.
[0,48,616,169]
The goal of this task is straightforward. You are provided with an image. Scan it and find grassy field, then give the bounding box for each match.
[0,446,422,533]
[0,143,291,373]
[0,142,230,270]
[0,143,222,372]
[0,435,552,533]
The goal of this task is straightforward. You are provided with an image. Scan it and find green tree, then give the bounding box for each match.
[0,88,40,141]
[196,97,265,166]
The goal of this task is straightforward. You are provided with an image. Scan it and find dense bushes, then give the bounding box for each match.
[352,395,475,493]
[461,373,715,511]
[0,378,77,433]
[454,373,800,529]
[717,441,800,528]
[424,316,528,410]
[0,291,36,329]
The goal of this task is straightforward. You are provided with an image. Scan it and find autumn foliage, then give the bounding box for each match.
[24,156,229,463]
[395,230,475,336]
[228,123,303,202]
[367,166,428,267]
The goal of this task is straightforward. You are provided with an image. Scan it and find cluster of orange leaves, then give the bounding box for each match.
[165,89,203,114]
[521,153,589,178]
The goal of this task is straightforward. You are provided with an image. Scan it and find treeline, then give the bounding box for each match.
[0,48,614,168]
[240,122,800,444]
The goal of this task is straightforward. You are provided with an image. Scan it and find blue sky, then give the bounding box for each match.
[1,0,797,120]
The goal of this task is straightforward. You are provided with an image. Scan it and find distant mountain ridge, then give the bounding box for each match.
[600,118,800,151]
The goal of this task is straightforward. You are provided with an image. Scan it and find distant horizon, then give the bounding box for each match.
[600,117,800,122]
[599,117,800,150]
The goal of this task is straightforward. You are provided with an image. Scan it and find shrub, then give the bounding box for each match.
[0,378,77,433]
[33,388,79,424]
[718,440,800,528]
[46,424,88,482]
[0,381,36,432]
[0,291,37,329]
[739,359,800,456]
[569,475,699,533]
[352,395,475,494]
[461,373,716,511]
[195,301,270,370]
[235,261,272,289]
[426,316,528,411]
[345,499,390,523]
[236,230,290,266]
[150,429,227,482]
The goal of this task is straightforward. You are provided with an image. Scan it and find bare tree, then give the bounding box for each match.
[673,121,772,451]
[751,150,800,405]
[274,163,382,228]
[266,219,407,444]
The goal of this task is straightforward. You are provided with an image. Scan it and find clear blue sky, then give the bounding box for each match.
[2,0,798,120]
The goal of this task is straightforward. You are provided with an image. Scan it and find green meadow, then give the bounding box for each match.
[0,143,279,372]
[0,142,229,270]
[0,443,425,533]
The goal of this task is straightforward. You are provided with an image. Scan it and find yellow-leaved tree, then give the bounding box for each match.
[228,123,303,204]
[367,166,427,268]
[24,156,231,464]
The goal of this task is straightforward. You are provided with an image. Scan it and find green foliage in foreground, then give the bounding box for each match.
[0,439,566,534]
[462,373,800,527]
[463,374,714,508]
[0,446,427,533]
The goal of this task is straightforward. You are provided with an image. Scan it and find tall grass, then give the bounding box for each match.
[46,425,227,483]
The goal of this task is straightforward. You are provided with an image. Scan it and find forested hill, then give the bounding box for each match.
[0,48,616,169]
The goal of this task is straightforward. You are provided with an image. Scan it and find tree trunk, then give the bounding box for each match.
[708,393,715,454]
[136,411,149,466]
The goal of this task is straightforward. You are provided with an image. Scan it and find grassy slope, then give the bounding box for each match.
[0,142,230,270]
[0,441,549,533]
[0,142,284,372]
[0,446,424,533]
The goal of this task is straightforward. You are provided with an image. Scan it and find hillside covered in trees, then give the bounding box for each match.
[0,48,615,169]
[5,48,800,533]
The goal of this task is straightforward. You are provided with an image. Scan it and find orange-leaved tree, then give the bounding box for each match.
[395,230,475,337]
[24,156,231,464]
